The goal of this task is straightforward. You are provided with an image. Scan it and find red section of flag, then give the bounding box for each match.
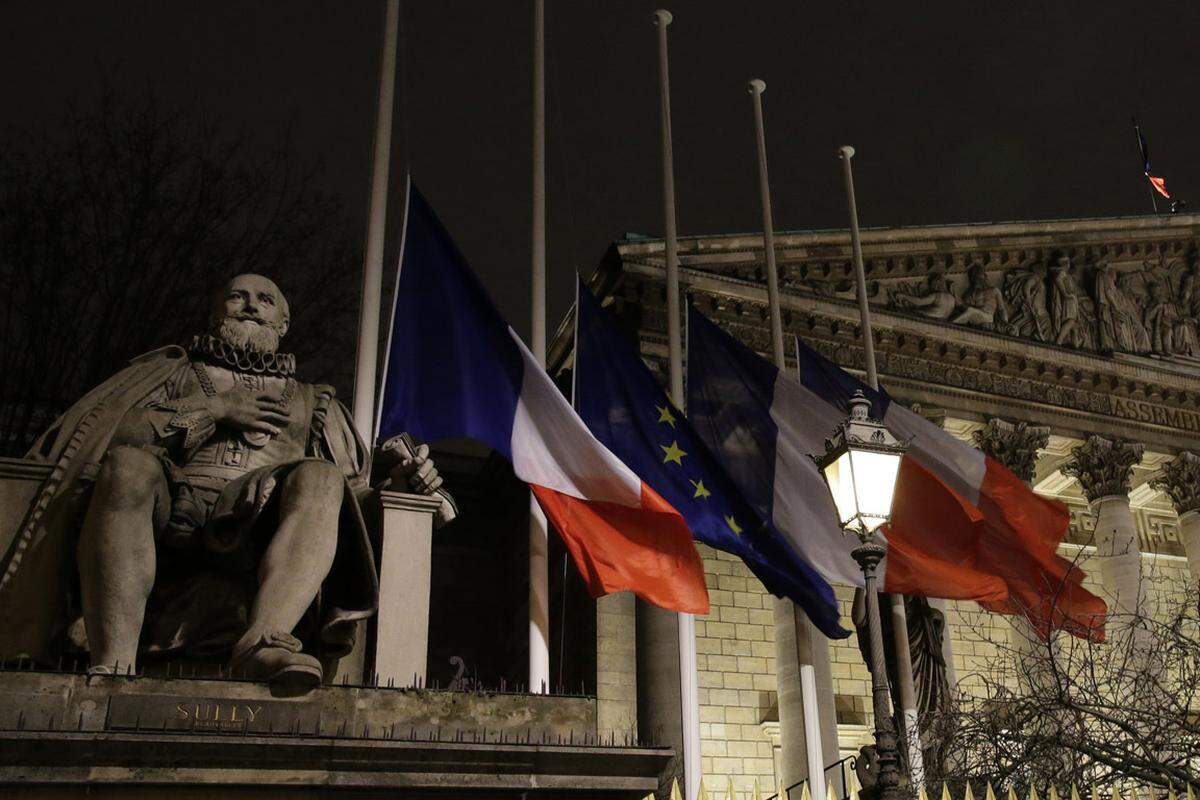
[1148,174,1171,199]
[883,457,1009,602]
[885,449,1106,641]
[975,460,1106,640]
[531,482,710,614]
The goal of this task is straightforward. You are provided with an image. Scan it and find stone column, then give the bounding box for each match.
[1062,436,1146,619]
[1150,451,1200,582]
[369,490,442,687]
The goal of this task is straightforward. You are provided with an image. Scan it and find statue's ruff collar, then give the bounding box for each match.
[188,334,296,377]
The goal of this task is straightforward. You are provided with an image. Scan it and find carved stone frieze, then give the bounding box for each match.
[640,222,1200,364]
[1150,451,1200,516]
[972,418,1050,484]
[1062,435,1145,503]
[1065,501,1185,557]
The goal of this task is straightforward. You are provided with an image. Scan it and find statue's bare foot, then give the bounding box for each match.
[231,630,322,695]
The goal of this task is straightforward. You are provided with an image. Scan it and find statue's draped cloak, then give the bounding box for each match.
[0,346,379,662]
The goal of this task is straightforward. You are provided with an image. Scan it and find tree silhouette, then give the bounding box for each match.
[0,90,361,456]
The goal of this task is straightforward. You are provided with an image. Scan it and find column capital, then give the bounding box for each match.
[971,418,1050,484]
[1062,435,1144,504]
[1151,451,1200,517]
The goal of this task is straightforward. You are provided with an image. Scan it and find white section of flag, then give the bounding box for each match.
[769,371,873,589]
[881,404,986,507]
[507,328,642,507]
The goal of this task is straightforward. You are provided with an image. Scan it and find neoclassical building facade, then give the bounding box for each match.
[550,212,1200,796]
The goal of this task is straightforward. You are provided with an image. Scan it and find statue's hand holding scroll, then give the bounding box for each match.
[390,443,443,496]
[380,434,459,528]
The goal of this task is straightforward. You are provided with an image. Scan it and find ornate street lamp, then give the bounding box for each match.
[815,389,907,799]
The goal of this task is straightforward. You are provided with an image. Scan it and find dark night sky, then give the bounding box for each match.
[3,1,1199,342]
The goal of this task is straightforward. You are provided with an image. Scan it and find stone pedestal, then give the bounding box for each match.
[596,592,637,739]
[370,491,442,688]
[0,670,668,798]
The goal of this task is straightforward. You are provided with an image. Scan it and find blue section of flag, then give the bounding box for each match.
[377,182,523,457]
[577,284,845,638]
[685,305,782,528]
[794,339,891,417]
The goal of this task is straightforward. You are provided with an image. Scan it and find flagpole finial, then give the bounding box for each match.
[653,9,673,27]
[748,78,766,95]
[839,145,856,160]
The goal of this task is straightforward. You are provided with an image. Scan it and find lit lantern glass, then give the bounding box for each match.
[816,390,906,538]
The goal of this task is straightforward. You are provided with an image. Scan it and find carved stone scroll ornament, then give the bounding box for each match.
[971,418,1050,484]
[1150,451,1200,517]
[1061,435,1145,503]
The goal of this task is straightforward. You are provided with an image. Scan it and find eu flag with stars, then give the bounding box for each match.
[573,279,847,638]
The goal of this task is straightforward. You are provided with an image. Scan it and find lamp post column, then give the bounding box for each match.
[851,540,903,800]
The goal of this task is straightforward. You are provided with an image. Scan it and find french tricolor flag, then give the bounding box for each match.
[376,183,709,615]
[687,306,1105,639]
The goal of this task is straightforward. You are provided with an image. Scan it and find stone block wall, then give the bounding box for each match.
[695,544,780,796]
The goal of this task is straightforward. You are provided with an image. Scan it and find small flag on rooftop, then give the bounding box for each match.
[1134,117,1171,200]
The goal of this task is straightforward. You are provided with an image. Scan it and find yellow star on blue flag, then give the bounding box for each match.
[656,404,677,428]
[660,440,687,465]
[690,478,711,499]
[724,515,743,535]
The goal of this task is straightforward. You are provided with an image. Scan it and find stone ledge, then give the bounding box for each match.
[0,672,669,798]
[0,730,669,795]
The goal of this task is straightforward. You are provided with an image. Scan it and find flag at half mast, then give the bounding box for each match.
[572,278,847,638]
[377,182,708,615]
[686,304,1106,639]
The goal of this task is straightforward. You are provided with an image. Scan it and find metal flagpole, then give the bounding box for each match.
[748,78,827,800]
[655,10,701,798]
[351,0,401,438]
[1132,119,1159,214]
[528,0,551,695]
[837,146,925,787]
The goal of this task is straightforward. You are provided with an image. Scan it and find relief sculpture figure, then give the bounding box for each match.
[1178,259,1200,319]
[951,263,1009,330]
[0,274,452,693]
[1145,279,1185,355]
[1050,256,1087,348]
[890,272,957,320]
[1094,262,1151,353]
[1004,263,1050,341]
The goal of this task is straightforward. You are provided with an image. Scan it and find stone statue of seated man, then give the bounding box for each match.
[0,274,452,694]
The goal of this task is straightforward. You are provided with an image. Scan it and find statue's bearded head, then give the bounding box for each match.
[210,274,291,355]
